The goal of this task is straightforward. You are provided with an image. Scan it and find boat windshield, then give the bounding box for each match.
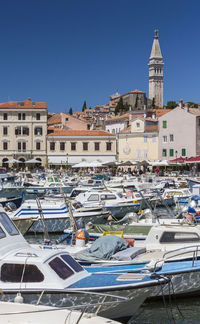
[0,212,19,236]
[61,254,83,272]
[49,257,74,280]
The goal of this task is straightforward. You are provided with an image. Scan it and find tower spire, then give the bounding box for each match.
[148,30,164,108]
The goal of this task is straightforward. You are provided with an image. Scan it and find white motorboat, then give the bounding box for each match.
[0,207,169,320]
[74,190,140,219]
[0,300,121,324]
[7,198,110,233]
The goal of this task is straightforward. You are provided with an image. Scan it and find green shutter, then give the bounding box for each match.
[163,120,167,128]
[162,149,167,157]
[182,148,186,156]
[169,149,174,157]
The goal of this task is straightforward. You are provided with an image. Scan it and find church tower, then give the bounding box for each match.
[148,30,164,108]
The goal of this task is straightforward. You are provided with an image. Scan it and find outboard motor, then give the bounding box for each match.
[75,228,90,246]
[139,208,154,220]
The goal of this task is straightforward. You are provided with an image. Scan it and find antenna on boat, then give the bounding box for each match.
[36,197,51,244]
[63,194,78,233]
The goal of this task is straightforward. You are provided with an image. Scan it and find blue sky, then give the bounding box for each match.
[0,0,200,112]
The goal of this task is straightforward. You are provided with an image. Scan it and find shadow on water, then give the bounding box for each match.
[128,296,200,324]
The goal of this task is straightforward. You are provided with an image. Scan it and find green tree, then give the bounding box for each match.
[186,102,198,108]
[124,103,130,112]
[135,94,138,108]
[82,100,87,112]
[115,97,124,115]
[152,97,155,109]
[69,107,73,115]
[166,101,177,109]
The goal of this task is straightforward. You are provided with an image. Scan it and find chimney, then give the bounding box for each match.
[129,106,132,123]
[179,99,183,108]
[185,102,189,112]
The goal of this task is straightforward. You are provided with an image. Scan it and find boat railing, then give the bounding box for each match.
[153,244,200,272]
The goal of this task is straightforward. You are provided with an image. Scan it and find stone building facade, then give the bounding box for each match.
[0,98,47,166]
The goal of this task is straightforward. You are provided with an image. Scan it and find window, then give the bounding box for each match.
[49,257,74,280]
[3,142,7,150]
[1,264,44,282]
[71,142,76,151]
[182,148,186,156]
[163,135,167,143]
[22,127,29,135]
[60,142,65,151]
[34,127,42,136]
[136,122,140,128]
[163,120,167,128]
[143,150,148,158]
[36,113,40,120]
[3,127,8,136]
[144,136,148,143]
[88,194,99,201]
[61,254,83,273]
[112,129,115,134]
[3,113,7,120]
[15,127,29,136]
[50,142,55,151]
[106,142,112,151]
[36,142,41,150]
[17,142,26,151]
[18,113,26,120]
[137,150,141,158]
[0,227,6,239]
[22,142,26,151]
[162,149,167,157]
[94,142,100,151]
[152,135,156,142]
[65,117,68,121]
[83,142,88,151]
[169,149,174,157]
[0,212,19,236]
[87,124,90,130]
[170,134,174,142]
[160,231,200,244]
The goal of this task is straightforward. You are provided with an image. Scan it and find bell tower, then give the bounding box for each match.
[148,30,164,108]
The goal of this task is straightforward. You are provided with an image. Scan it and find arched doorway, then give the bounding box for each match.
[36,158,42,169]
[19,158,25,169]
[2,158,9,168]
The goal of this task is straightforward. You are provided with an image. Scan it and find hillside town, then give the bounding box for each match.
[1,30,200,173]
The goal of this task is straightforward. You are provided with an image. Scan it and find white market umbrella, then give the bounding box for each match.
[25,159,42,164]
[4,159,21,163]
[89,161,103,167]
[72,161,90,168]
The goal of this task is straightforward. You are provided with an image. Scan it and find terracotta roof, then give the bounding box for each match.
[145,125,158,132]
[0,99,47,109]
[48,114,62,125]
[47,130,114,137]
[149,109,171,117]
[189,108,200,116]
[118,126,131,134]
[106,113,129,122]
[74,112,86,116]
[145,117,158,122]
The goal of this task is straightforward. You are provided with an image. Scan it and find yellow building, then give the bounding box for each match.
[118,116,158,162]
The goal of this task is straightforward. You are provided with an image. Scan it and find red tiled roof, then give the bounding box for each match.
[149,109,171,117]
[189,108,200,116]
[47,130,114,136]
[48,114,62,125]
[0,99,47,109]
[107,113,129,122]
